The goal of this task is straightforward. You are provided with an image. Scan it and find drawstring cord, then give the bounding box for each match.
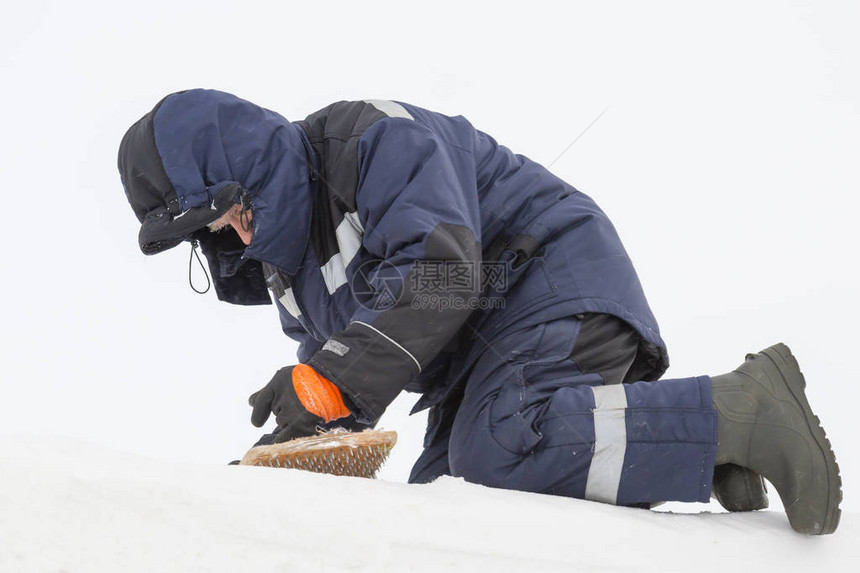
[189,240,211,294]
[240,193,252,233]
[189,193,251,295]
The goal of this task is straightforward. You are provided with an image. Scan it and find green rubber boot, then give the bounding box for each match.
[711,343,841,534]
[712,463,768,512]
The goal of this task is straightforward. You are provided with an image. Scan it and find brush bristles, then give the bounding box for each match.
[239,429,397,478]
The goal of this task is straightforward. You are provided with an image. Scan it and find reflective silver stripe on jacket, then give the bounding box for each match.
[321,211,364,294]
[363,99,414,120]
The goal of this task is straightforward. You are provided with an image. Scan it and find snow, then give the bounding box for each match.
[1,435,855,572]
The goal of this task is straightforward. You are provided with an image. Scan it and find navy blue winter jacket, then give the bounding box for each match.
[118,89,668,423]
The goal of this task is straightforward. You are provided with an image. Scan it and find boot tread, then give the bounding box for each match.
[758,343,841,535]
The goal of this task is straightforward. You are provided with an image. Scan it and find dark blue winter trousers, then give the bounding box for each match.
[411,313,718,505]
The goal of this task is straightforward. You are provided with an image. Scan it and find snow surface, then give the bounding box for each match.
[1,436,855,572]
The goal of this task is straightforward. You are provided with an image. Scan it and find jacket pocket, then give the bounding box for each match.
[488,386,544,455]
[484,247,558,324]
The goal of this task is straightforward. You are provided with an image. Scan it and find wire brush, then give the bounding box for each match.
[239,429,397,478]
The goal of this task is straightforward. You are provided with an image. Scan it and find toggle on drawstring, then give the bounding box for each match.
[188,240,211,294]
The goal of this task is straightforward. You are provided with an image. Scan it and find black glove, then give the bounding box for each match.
[248,366,322,443]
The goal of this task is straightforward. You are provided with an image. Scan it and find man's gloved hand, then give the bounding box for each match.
[248,364,351,443]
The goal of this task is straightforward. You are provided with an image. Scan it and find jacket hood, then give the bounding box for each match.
[118,88,314,274]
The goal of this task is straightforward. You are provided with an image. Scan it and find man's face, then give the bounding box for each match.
[208,204,253,245]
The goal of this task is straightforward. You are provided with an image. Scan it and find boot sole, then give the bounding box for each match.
[758,343,842,534]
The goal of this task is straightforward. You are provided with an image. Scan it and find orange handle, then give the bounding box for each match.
[292,364,350,423]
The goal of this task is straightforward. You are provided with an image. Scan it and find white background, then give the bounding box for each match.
[1,0,857,509]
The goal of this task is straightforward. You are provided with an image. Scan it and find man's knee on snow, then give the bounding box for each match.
[447,405,543,489]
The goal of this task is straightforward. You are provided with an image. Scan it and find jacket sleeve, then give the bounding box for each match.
[307,119,481,422]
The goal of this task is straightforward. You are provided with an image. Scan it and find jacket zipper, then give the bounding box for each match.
[289,270,325,342]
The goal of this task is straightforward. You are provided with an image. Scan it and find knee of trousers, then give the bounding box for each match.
[447,398,536,489]
[446,388,595,492]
